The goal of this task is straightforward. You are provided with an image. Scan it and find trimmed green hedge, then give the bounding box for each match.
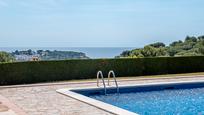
[0,56,204,85]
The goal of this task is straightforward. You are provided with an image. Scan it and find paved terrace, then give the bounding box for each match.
[1,73,204,115]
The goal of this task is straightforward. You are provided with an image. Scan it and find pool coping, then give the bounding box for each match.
[56,80,204,115]
[57,88,137,115]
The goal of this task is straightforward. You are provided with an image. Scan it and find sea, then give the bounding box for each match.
[0,47,136,58]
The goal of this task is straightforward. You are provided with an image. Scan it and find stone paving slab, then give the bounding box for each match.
[1,75,204,115]
[0,94,26,115]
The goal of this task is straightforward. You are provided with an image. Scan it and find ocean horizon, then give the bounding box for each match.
[0,47,136,58]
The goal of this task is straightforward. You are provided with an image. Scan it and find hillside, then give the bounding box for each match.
[12,50,89,61]
[118,35,204,58]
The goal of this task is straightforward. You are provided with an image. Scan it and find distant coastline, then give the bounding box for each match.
[0,47,136,58]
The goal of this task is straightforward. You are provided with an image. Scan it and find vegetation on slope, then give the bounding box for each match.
[12,50,89,61]
[0,51,15,62]
[118,35,204,58]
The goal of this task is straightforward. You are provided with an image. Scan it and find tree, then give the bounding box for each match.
[120,50,131,57]
[198,47,204,54]
[0,52,15,62]
[130,49,144,58]
[185,36,197,42]
[27,49,33,55]
[156,47,168,56]
[14,50,20,55]
[149,42,165,48]
[141,46,157,57]
[170,40,183,47]
[198,36,204,41]
[37,50,43,55]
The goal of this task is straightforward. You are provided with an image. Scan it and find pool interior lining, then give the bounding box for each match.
[72,82,204,96]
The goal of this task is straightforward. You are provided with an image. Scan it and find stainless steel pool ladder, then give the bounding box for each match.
[108,70,119,94]
[97,71,107,95]
[97,70,119,95]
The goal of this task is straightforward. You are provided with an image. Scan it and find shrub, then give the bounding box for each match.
[0,56,204,85]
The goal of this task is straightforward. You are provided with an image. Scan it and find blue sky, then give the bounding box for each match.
[0,0,204,47]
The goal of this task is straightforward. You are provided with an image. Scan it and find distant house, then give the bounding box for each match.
[14,54,40,61]
[31,56,40,61]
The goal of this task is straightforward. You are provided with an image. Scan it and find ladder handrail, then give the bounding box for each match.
[97,71,107,95]
[108,70,119,93]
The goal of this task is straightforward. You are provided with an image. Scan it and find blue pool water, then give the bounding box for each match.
[90,88,204,115]
[73,83,204,115]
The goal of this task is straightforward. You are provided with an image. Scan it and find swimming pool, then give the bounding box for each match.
[57,81,204,115]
